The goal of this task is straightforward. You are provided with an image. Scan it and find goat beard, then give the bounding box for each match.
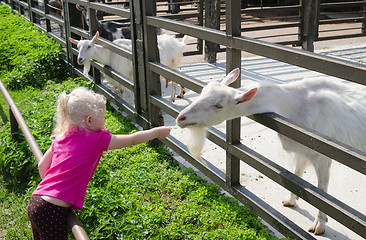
[187,127,207,161]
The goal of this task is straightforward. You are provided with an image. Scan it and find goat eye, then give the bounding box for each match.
[87,46,91,49]
[212,104,223,109]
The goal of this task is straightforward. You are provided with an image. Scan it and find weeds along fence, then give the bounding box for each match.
[1,0,366,239]
[0,79,90,240]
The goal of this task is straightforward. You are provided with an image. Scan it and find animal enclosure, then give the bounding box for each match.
[1,0,366,239]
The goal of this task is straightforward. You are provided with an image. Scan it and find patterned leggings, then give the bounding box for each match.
[27,195,71,240]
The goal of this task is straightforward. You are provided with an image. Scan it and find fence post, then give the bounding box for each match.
[63,0,82,76]
[9,0,14,10]
[88,4,98,37]
[26,0,35,23]
[169,0,180,14]
[142,0,164,145]
[299,0,320,52]
[130,0,147,118]
[362,0,366,35]
[197,0,204,54]
[204,0,220,63]
[88,3,102,85]
[44,0,51,33]
[225,0,241,186]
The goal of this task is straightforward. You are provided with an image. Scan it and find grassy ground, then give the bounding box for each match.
[0,5,285,239]
[0,175,32,239]
[0,80,284,239]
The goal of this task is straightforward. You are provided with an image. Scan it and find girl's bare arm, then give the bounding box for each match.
[108,126,170,150]
[38,147,53,179]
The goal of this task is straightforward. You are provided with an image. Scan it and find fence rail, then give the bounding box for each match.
[0,79,90,240]
[1,0,366,239]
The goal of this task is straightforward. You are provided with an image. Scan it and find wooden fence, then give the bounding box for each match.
[1,0,366,239]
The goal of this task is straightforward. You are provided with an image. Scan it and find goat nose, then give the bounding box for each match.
[177,115,186,123]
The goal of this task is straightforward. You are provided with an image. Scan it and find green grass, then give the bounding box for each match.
[0,80,284,239]
[0,4,287,239]
[0,174,32,239]
[0,4,68,90]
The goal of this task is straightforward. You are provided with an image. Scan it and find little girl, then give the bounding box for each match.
[27,87,170,239]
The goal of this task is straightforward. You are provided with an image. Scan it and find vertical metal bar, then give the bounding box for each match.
[298,0,304,48]
[64,0,82,76]
[19,0,23,15]
[9,0,14,11]
[130,0,145,116]
[197,0,204,54]
[143,0,164,143]
[299,0,320,52]
[26,0,34,23]
[169,0,180,14]
[204,0,220,63]
[362,0,366,35]
[44,0,51,33]
[89,4,98,37]
[225,0,241,186]
[92,66,101,85]
[88,2,101,84]
[63,0,74,74]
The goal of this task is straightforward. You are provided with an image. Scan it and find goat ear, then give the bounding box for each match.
[76,4,82,11]
[91,31,99,43]
[221,68,240,86]
[69,37,79,45]
[235,88,257,104]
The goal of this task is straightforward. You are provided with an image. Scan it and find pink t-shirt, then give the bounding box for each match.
[33,127,112,210]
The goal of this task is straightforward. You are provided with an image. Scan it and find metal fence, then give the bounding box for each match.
[1,0,366,239]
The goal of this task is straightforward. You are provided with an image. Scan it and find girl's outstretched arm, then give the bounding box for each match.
[38,147,53,179]
[108,126,171,150]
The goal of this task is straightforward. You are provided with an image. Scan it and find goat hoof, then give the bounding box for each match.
[282,193,298,207]
[308,221,326,235]
[282,195,297,207]
[177,94,184,99]
[282,199,296,207]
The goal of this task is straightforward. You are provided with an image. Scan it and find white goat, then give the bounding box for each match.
[176,68,366,235]
[69,31,187,102]
[70,31,131,97]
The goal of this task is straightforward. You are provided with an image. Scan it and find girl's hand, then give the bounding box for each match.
[156,126,171,139]
[109,126,171,150]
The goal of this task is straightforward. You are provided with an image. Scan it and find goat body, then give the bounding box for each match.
[69,32,186,101]
[70,32,132,97]
[49,0,63,18]
[76,4,131,41]
[176,68,366,235]
[158,34,187,102]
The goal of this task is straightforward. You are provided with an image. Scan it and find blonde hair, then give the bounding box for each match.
[52,87,106,138]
